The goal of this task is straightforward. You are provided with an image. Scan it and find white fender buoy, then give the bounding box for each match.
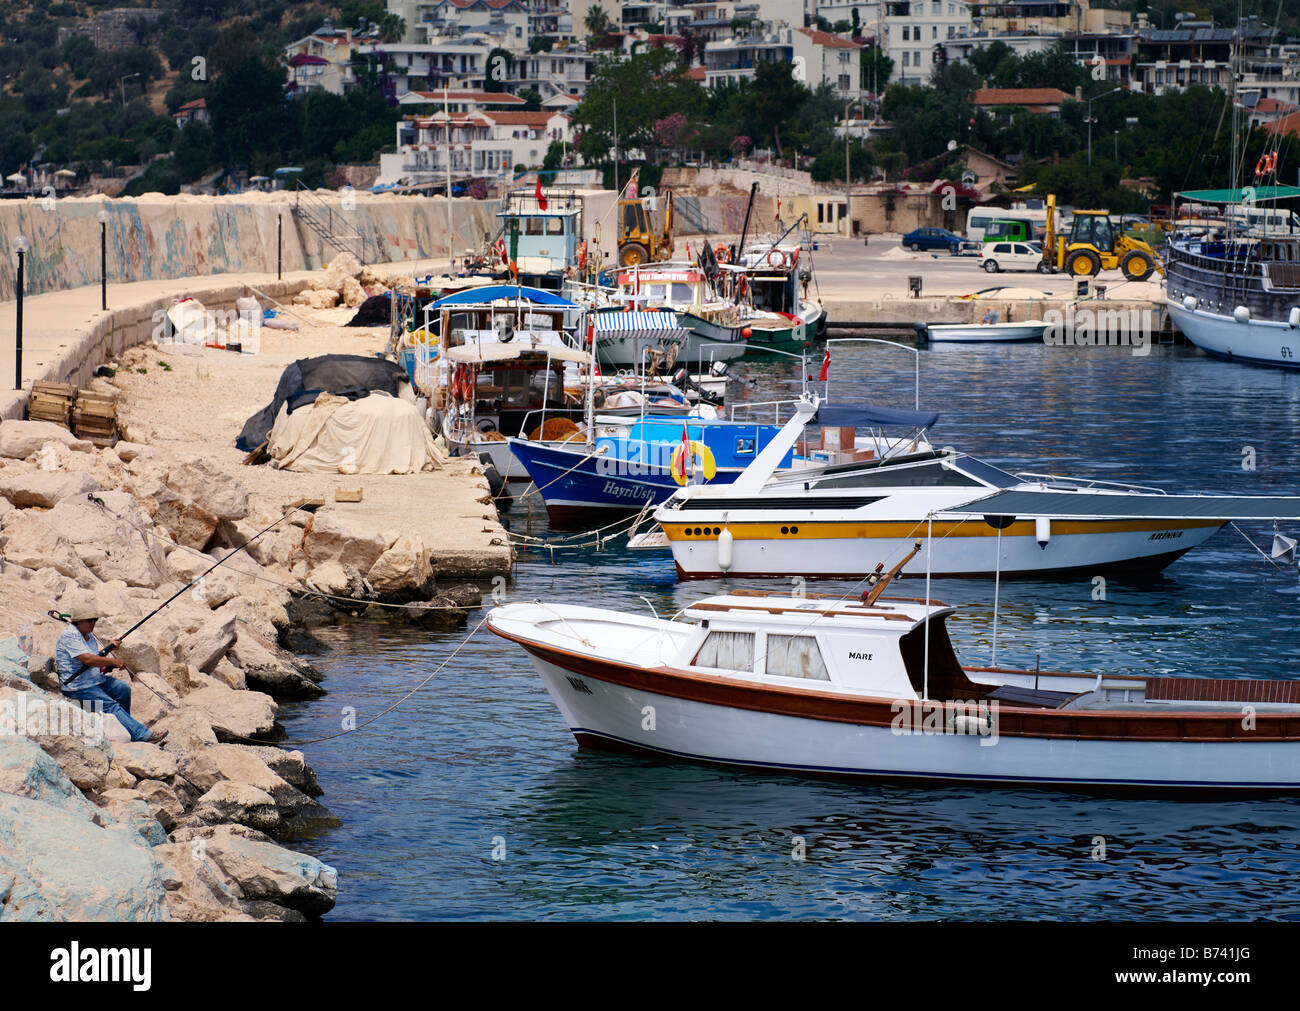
[1233,305,1250,324]
[1035,516,1051,549]
[717,526,734,571]
[1182,295,1197,311]
[1289,306,1300,329]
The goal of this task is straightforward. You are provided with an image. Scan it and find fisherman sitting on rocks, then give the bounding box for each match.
[56,607,164,744]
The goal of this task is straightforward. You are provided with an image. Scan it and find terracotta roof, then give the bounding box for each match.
[1266,111,1300,138]
[686,66,706,80]
[1257,97,1298,114]
[797,27,859,49]
[435,0,525,8]
[485,111,566,127]
[178,98,207,111]
[408,90,525,104]
[973,87,1072,107]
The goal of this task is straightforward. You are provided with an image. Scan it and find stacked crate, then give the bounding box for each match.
[71,390,117,445]
[27,381,77,428]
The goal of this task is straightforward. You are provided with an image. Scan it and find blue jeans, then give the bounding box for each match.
[66,677,151,743]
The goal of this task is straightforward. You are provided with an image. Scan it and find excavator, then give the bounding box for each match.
[1043,194,1163,281]
[616,168,675,266]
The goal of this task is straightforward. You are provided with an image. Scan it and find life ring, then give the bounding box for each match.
[1256,152,1278,177]
[714,244,731,263]
[670,440,717,485]
[766,248,788,269]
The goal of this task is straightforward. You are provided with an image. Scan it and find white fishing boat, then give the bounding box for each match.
[926,320,1049,343]
[631,396,1300,579]
[488,585,1300,792]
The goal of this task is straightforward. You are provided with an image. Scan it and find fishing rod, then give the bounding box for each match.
[55,495,306,656]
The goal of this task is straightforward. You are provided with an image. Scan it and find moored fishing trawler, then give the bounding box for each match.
[488,586,1300,792]
[1165,185,1300,369]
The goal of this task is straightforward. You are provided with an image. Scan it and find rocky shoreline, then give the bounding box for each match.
[0,364,496,919]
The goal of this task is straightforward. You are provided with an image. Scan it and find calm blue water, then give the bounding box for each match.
[282,340,1300,920]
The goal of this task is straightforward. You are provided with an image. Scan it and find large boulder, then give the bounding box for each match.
[0,511,99,585]
[0,793,168,921]
[180,684,278,741]
[33,734,111,795]
[155,708,219,754]
[176,614,237,673]
[229,630,324,700]
[110,741,179,782]
[322,251,362,291]
[0,420,94,459]
[153,838,248,922]
[190,781,280,834]
[303,512,396,574]
[154,489,219,552]
[177,744,317,816]
[99,788,167,847]
[366,533,432,596]
[0,471,98,509]
[40,493,168,588]
[136,779,185,831]
[0,733,99,820]
[203,829,338,917]
[164,458,249,522]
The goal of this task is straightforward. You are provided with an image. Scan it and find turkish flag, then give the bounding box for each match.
[535,178,547,211]
[818,347,830,382]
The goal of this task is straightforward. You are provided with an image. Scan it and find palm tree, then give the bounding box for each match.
[379,13,406,44]
[585,5,611,39]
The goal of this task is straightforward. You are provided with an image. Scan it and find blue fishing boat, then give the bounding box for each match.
[508,416,793,526]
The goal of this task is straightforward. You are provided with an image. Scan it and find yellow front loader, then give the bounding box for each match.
[1044,194,1163,281]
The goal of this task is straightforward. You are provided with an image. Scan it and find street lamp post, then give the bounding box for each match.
[120,72,141,106]
[96,207,109,311]
[1087,86,1123,169]
[12,235,28,392]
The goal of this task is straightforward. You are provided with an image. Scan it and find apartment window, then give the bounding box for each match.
[914,50,922,65]
[932,26,937,38]
[903,25,910,39]
[902,51,910,66]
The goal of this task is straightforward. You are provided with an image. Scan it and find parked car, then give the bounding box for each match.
[902,227,976,254]
[979,240,1050,273]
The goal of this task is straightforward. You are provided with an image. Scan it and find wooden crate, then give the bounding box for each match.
[27,381,77,428]
[72,390,117,443]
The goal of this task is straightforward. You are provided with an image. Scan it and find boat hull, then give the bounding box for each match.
[518,648,1300,792]
[926,322,1049,343]
[662,518,1224,578]
[1168,301,1300,370]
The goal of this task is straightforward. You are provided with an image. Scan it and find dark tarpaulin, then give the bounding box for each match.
[815,403,940,431]
[236,354,410,452]
[347,293,391,326]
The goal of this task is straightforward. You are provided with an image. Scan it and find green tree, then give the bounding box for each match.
[584,4,612,39]
[860,44,893,94]
[484,47,513,92]
[173,120,215,181]
[573,48,702,165]
[61,34,95,78]
[378,13,405,43]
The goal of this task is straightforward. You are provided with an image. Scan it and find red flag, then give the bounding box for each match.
[818,347,830,382]
[775,196,781,223]
[535,178,547,211]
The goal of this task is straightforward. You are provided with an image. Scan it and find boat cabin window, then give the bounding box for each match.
[813,461,985,489]
[693,630,755,672]
[644,282,695,303]
[765,635,830,681]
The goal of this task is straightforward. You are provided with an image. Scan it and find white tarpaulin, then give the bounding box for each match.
[268,392,445,474]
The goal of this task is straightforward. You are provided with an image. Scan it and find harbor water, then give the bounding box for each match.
[283,339,1300,920]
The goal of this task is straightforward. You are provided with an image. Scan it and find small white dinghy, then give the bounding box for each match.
[489,580,1300,792]
[926,320,1049,343]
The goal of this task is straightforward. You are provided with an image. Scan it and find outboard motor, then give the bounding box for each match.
[709,360,730,379]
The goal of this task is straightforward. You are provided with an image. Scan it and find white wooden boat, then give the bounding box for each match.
[926,320,1049,343]
[489,589,1300,792]
[633,396,1300,578]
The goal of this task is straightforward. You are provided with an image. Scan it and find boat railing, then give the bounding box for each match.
[727,398,801,425]
[1014,472,1169,494]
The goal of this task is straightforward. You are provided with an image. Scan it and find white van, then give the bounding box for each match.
[966,205,1049,242]
[1226,206,1300,235]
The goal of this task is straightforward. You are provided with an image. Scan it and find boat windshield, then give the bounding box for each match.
[949,455,1021,488]
[806,453,1020,491]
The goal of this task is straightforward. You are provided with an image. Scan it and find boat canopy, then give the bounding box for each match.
[1174,186,1300,204]
[815,403,940,431]
[594,310,682,331]
[431,285,577,308]
[444,341,591,364]
[951,489,1300,520]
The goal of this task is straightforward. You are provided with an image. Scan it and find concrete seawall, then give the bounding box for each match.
[0,193,497,302]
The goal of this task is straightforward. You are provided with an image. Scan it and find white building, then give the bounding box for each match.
[378,101,574,184]
[794,27,861,97]
[703,21,862,97]
[387,0,531,46]
[811,0,974,85]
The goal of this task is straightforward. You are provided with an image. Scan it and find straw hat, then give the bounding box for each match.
[70,605,102,622]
